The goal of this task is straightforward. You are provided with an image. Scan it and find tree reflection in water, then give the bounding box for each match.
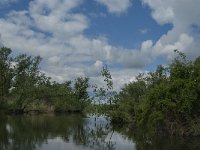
[0,114,200,150]
[113,124,200,150]
[0,114,128,150]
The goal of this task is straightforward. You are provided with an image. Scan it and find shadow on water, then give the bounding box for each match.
[0,114,200,150]
[113,124,200,150]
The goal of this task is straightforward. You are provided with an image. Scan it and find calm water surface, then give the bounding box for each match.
[0,114,200,150]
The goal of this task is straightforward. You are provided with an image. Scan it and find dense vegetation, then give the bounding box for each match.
[0,47,90,113]
[108,50,200,136]
[1,47,200,136]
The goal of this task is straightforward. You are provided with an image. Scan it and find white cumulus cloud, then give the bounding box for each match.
[142,0,200,60]
[0,0,200,91]
[95,0,132,14]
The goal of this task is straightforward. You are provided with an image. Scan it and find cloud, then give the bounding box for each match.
[142,0,200,60]
[0,0,19,5]
[142,0,200,26]
[0,0,200,91]
[110,68,145,91]
[139,28,148,34]
[29,0,88,39]
[0,34,3,47]
[84,60,103,77]
[0,0,147,90]
[95,0,132,14]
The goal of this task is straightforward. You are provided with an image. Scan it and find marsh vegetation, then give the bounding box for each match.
[1,47,200,149]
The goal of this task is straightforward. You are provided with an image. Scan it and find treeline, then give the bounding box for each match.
[108,50,200,136]
[1,46,200,136]
[0,47,90,113]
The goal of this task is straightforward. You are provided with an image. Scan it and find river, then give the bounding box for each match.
[0,114,199,150]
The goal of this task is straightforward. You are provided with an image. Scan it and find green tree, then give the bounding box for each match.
[92,65,116,106]
[108,50,200,136]
[0,47,13,107]
[11,54,42,111]
[74,77,90,111]
[109,74,146,123]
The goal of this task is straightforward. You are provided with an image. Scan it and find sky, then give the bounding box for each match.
[0,0,200,91]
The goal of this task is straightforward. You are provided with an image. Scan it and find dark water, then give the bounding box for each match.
[0,114,200,150]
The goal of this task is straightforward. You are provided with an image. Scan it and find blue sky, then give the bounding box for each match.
[0,0,172,49]
[83,0,172,49]
[0,0,200,90]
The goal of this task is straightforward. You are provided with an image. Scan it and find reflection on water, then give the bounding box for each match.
[0,114,200,150]
[0,114,134,150]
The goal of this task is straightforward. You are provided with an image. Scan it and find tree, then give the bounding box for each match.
[11,54,42,111]
[92,65,116,106]
[74,77,90,111]
[0,47,13,107]
[108,50,200,136]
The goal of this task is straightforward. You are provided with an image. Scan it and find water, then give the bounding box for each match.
[0,114,199,150]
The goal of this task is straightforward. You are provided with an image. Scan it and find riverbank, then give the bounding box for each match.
[1,47,200,137]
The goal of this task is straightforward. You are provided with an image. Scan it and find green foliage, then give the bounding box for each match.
[74,77,89,101]
[101,65,113,90]
[11,54,42,110]
[108,74,146,124]
[92,64,116,106]
[0,47,13,108]
[0,47,91,113]
[1,46,200,136]
[50,82,76,112]
[73,77,90,111]
[108,50,200,136]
